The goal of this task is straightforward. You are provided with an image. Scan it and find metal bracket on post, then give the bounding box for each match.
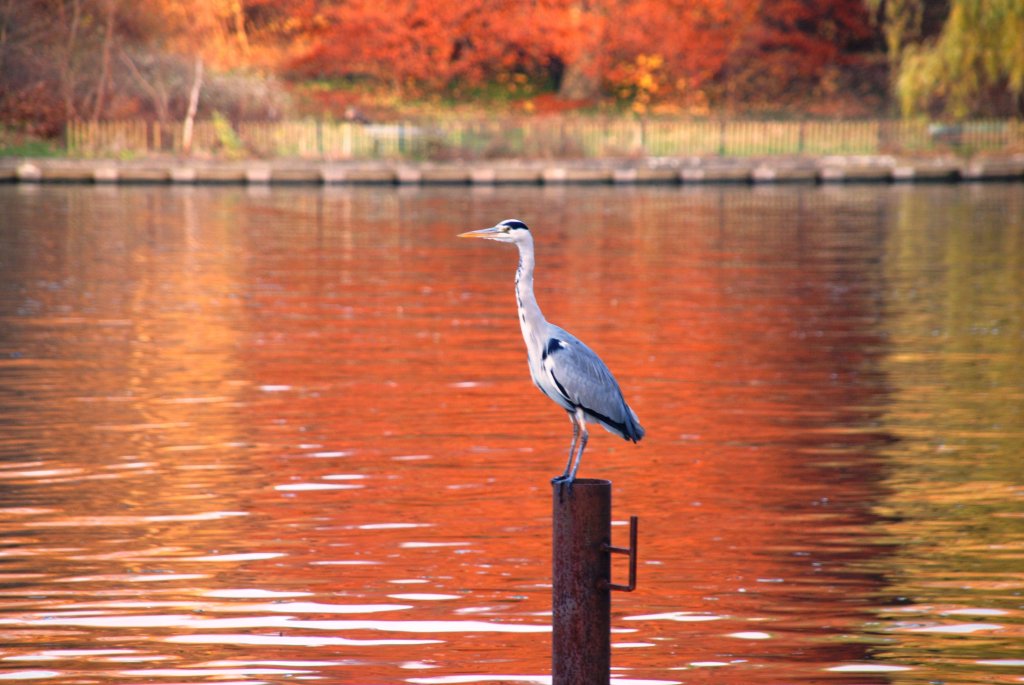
[604,515,638,592]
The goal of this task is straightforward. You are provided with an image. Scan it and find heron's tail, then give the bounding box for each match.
[587,400,645,443]
[622,404,645,443]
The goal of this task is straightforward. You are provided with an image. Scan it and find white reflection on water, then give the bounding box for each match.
[623,611,724,622]
[942,607,1009,616]
[826,664,913,672]
[274,482,361,491]
[725,631,772,640]
[203,589,312,598]
[0,672,62,681]
[400,541,472,549]
[905,622,1004,634]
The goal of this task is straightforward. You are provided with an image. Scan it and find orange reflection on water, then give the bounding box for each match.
[0,184,1021,684]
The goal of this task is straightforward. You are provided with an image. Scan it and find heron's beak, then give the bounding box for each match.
[458,226,502,239]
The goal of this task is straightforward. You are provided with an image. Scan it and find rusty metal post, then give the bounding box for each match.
[552,478,612,685]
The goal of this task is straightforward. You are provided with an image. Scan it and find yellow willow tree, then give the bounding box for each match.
[865,0,924,104]
[894,0,1024,117]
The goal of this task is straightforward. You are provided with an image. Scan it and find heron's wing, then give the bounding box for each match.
[541,329,643,441]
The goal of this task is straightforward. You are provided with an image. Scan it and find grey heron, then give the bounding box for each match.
[459,219,645,483]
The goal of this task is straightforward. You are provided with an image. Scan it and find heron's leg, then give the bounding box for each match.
[556,413,580,481]
[567,411,589,482]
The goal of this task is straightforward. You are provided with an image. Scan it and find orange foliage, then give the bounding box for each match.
[288,0,874,107]
[144,0,271,70]
[291,0,565,92]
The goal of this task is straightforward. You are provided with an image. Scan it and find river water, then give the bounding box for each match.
[0,182,1021,684]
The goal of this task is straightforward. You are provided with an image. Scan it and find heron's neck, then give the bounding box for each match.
[515,238,546,346]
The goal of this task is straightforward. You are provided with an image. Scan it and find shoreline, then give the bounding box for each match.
[2,155,1023,186]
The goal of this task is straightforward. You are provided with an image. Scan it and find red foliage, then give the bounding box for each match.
[724,0,874,102]
[288,0,874,107]
[292,0,528,91]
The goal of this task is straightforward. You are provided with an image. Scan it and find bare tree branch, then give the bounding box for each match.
[119,48,170,124]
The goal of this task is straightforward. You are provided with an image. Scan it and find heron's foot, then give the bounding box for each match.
[551,473,574,501]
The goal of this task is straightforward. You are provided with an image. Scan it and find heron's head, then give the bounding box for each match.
[458,219,530,244]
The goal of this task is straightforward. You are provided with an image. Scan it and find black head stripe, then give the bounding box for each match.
[500,219,529,231]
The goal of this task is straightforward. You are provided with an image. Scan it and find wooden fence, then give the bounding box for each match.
[66,117,1024,160]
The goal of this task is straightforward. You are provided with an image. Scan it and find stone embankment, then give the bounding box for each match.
[2,155,1023,185]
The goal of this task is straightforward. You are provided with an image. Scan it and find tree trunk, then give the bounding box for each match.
[559,55,600,100]
[58,0,82,121]
[0,0,15,76]
[557,0,601,100]
[181,55,204,155]
[231,0,250,57]
[90,0,116,122]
